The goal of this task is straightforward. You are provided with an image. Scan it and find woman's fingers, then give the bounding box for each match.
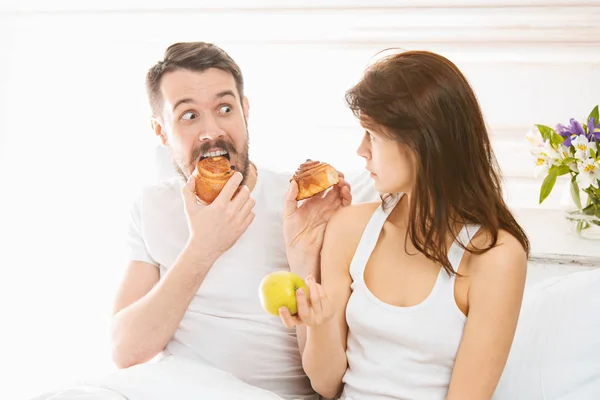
[316,283,332,319]
[279,277,332,328]
[279,306,301,328]
[306,277,323,321]
[295,287,312,323]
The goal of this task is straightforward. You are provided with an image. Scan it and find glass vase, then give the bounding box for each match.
[566,211,600,240]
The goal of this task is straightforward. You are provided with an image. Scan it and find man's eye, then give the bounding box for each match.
[182,112,197,120]
[219,105,232,114]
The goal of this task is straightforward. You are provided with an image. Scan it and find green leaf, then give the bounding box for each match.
[563,157,577,164]
[550,132,566,147]
[535,124,564,147]
[539,167,558,204]
[535,124,556,142]
[582,203,596,215]
[557,165,571,176]
[589,105,599,124]
[570,178,582,209]
[576,220,588,234]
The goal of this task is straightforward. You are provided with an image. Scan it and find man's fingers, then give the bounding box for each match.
[236,197,256,234]
[239,209,255,234]
[214,172,243,205]
[238,195,256,219]
[283,180,299,217]
[341,183,352,207]
[322,184,341,204]
[181,174,206,209]
[231,185,251,210]
[328,179,352,207]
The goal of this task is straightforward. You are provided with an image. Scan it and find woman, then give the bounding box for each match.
[279,50,530,400]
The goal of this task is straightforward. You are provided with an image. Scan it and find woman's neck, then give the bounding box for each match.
[386,192,466,244]
[387,193,411,230]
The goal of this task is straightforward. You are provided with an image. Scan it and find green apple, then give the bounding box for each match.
[259,271,309,316]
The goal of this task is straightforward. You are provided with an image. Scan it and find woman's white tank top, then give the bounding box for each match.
[341,198,481,400]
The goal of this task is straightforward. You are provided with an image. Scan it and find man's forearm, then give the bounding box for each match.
[111,244,214,368]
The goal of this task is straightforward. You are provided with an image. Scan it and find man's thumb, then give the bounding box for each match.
[284,179,299,217]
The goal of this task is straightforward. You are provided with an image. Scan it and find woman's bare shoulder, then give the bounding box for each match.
[322,201,381,263]
[467,228,528,281]
[328,201,381,234]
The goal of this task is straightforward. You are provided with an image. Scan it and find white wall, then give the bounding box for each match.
[1,1,599,399]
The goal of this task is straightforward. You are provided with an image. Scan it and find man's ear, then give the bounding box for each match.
[151,117,167,147]
[242,96,250,121]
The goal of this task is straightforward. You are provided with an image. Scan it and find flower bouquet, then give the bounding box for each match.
[526,105,600,238]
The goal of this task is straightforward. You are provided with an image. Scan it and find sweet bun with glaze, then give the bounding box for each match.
[292,159,339,201]
[192,156,235,204]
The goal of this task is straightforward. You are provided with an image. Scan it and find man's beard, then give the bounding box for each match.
[169,137,250,187]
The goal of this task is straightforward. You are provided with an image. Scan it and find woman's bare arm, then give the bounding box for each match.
[446,231,527,400]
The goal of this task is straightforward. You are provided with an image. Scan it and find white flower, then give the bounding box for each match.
[530,139,564,177]
[558,145,570,159]
[527,130,571,177]
[525,129,544,148]
[558,145,578,172]
[534,155,550,177]
[571,135,597,161]
[543,141,561,163]
[576,158,600,189]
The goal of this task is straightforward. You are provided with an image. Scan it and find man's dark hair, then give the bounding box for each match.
[146,42,245,118]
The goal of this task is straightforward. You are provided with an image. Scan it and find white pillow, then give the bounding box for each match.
[494,268,600,399]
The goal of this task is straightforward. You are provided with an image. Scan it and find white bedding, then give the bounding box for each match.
[37,355,286,400]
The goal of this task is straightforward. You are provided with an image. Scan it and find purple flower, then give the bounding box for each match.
[556,118,587,146]
[587,117,600,142]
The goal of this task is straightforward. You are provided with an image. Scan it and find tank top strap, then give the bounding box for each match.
[348,195,401,283]
[446,223,482,278]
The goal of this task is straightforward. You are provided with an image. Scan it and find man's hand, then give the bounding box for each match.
[283,173,352,279]
[181,172,256,263]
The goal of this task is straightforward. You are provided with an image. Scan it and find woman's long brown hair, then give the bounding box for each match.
[345,50,530,276]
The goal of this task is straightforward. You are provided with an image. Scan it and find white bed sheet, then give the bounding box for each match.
[34,355,286,400]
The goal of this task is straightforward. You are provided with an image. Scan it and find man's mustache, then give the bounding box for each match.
[190,139,237,164]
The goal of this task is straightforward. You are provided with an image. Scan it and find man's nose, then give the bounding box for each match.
[197,115,225,142]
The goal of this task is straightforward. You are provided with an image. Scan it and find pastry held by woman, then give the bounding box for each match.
[291,159,340,201]
[192,155,235,204]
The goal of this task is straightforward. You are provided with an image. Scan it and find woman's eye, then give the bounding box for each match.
[181,112,197,120]
[219,105,232,114]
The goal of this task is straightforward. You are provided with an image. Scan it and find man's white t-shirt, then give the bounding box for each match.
[127,165,376,400]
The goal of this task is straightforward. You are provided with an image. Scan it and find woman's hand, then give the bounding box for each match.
[278,275,335,328]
